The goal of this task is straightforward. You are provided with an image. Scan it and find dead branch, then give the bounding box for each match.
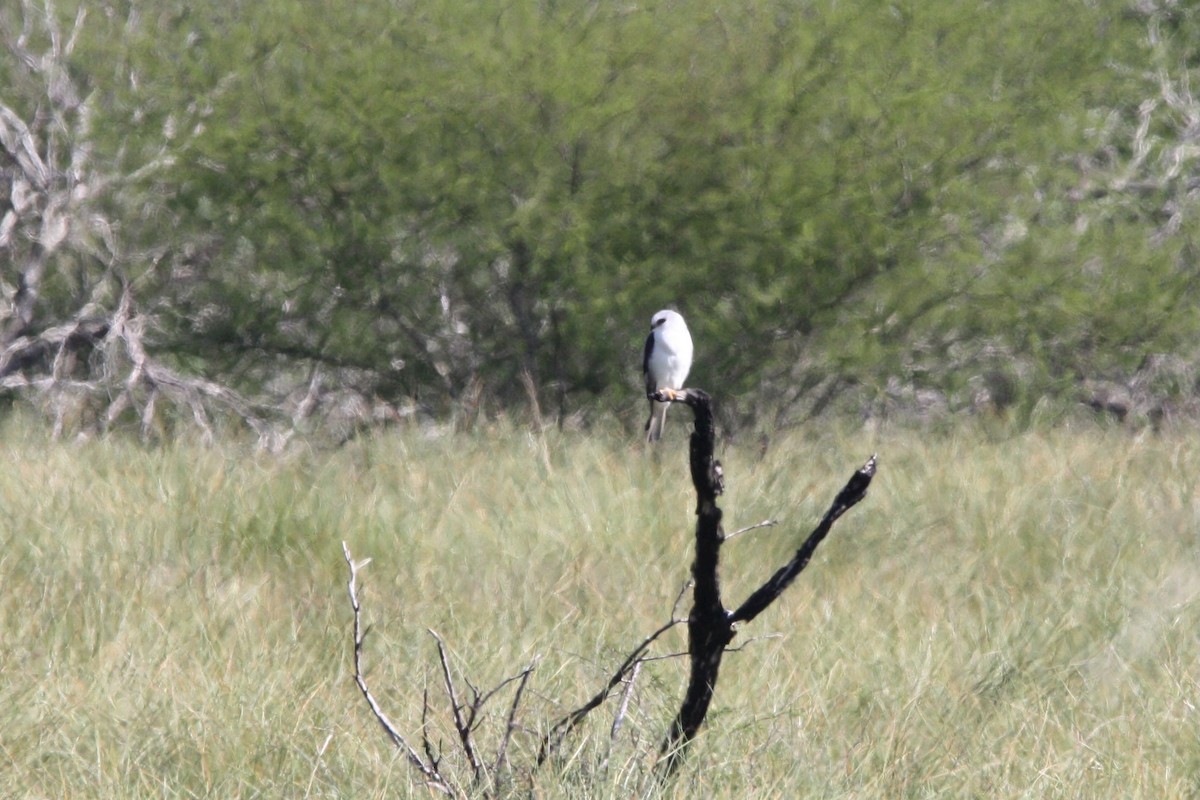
[725,518,779,541]
[421,686,442,776]
[729,455,877,626]
[342,543,457,797]
[610,660,642,745]
[429,629,485,786]
[342,389,874,792]
[653,388,733,776]
[493,659,537,777]
[723,632,784,653]
[652,388,876,779]
[345,542,547,798]
[597,659,643,776]
[535,615,684,767]
[0,2,296,447]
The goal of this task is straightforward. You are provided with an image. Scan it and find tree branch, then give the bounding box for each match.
[493,659,537,778]
[725,518,779,541]
[536,615,684,767]
[341,542,457,797]
[429,629,485,786]
[653,388,734,776]
[729,455,877,625]
[652,388,876,779]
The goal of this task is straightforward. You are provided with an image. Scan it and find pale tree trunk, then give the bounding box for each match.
[0,0,87,349]
[0,0,287,447]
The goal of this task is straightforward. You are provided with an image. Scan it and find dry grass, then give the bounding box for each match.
[1,416,1197,797]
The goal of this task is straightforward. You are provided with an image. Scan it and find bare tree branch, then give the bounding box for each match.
[536,615,684,768]
[609,660,641,744]
[346,542,550,797]
[652,388,876,779]
[724,519,779,541]
[729,455,877,626]
[654,388,733,776]
[342,542,457,797]
[429,629,485,786]
[493,659,537,780]
[597,659,643,777]
[421,685,442,776]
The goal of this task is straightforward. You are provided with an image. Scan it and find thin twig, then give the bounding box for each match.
[421,683,441,775]
[610,660,642,743]
[473,666,539,715]
[723,633,783,653]
[494,659,538,777]
[724,519,779,541]
[636,633,795,663]
[637,649,692,664]
[342,542,456,797]
[429,629,485,785]
[670,580,693,619]
[304,732,334,798]
[536,616,684,766]
[599,659,644,775]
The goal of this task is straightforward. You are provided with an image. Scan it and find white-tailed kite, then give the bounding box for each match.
[643,309,694,442]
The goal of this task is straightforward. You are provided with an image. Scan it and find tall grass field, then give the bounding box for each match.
[1,418,1197,798]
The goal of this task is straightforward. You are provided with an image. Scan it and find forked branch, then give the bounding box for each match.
[535,615,684,767]
[342,542,457,796]
[651,388,876,778]
[344,543,542,798]
[429,630,485,783]
[344,387,876,791]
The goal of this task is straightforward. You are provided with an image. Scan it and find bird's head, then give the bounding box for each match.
[650,309,687,331]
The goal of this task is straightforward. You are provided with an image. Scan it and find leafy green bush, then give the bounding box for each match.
[7,0,1197,433]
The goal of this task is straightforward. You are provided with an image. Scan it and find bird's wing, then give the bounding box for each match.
[642,331,656,395]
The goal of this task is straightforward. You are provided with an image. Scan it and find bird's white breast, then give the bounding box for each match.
[649,322,693,389]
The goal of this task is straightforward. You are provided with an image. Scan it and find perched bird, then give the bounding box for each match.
[642,309,694,442]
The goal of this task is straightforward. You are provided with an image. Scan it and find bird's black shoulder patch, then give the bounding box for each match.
[643,331,657,394]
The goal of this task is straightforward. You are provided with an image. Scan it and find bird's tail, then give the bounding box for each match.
[645,400,669,443]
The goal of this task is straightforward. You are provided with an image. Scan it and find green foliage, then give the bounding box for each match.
[14,0,1199,428]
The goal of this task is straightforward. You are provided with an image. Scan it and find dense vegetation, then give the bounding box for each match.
[4,0,1200,437]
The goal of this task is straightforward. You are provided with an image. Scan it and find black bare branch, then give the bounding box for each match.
[429,629,485,786]
[343,388,875,792]
[536,615,684,767]
[729,455,876,625]
[651,388,734,776]
[650,388,876,779]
